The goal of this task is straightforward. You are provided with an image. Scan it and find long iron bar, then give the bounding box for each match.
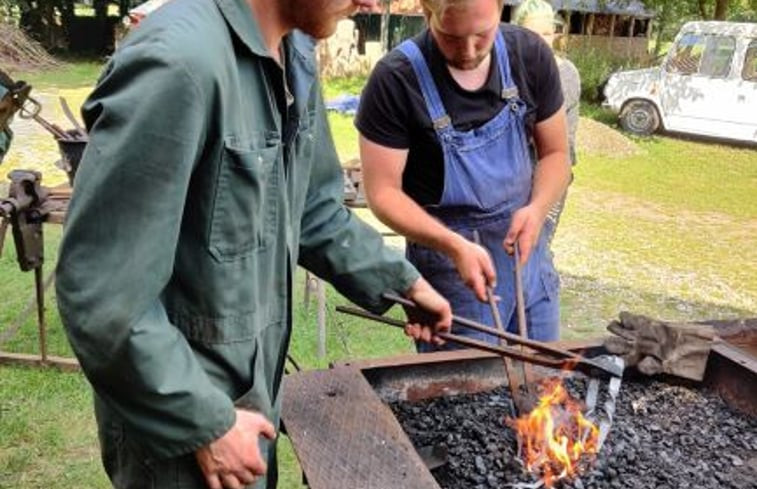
[59,97,87,138]
[0,269,55,346]
[382,293,582,361]
[473,230,529,412]
[34,266,47,362]
[336,305,619,379]
[513,242,535,387]
[381,293,621,378]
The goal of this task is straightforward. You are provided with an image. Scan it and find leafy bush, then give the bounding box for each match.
[566,46,652,102]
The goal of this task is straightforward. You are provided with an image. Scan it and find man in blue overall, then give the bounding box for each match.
[356,0,570,348]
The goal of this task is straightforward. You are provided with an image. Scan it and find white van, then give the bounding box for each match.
[603,21,757,143]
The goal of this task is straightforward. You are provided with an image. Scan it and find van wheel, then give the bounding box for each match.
[620,100,660,136]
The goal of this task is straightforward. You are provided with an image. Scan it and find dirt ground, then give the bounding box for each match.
[576,117,641,158]
[2,89,87,186]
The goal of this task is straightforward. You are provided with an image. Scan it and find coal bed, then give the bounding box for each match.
[390,377,757,489]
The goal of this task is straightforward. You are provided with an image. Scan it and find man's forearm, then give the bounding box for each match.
[368,186,467,256]
[530,150,571,217]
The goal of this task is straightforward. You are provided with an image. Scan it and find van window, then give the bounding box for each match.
[667,34,736,78]
[700,36,736,77]
[668,33,705,74]
[743,39,757,82]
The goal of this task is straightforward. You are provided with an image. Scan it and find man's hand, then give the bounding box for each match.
[196,409,276,489]
[448,236,496,302]
[402,277,452,346]
[504,204,548,266]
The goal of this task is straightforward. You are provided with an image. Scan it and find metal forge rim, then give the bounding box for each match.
[281,339,757,489]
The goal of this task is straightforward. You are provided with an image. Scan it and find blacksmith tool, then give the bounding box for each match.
[512,242,536,386]
[582,355,624,450]
[336,295,623,380]
[59,97,88,139]
[473,230,531,414]
[18,96,70,140]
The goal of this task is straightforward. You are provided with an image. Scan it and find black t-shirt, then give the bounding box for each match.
[355,24,564,206]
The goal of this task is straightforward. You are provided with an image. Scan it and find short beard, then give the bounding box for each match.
[448,53,488,71]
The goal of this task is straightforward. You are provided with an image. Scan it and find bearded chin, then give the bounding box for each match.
[299,18,338,39]
[286,1,351,40]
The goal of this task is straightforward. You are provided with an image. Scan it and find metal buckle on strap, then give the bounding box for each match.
[501,86,519,100]
[432,115,451,130]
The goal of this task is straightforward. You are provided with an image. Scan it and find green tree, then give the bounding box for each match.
[6,0,136,51]
[632,0,757,56]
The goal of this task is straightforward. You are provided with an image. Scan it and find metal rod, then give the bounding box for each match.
[513,242,534,387]
[287,354,302,372]
[379,293,621,379]
[336,306,569,369]
[317,278,326,359]
[59,97,87,138]
[0,216,8,256]
[473,230,528,411]
[0,269,55,346]
[336,305,621,379]
[34,266,47,363]
[382,293,580,360]
[19,101,71,140]
[33,114,69,140]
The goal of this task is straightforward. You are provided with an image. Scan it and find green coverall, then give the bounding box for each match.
[55,0,420,487]
[0,79,16,164]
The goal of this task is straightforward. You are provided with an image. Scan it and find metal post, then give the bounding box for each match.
[34,266,47,363]
[304,271,312,311]
[317,279,327,359]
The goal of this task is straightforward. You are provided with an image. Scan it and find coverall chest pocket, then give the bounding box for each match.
[209,136,280,261]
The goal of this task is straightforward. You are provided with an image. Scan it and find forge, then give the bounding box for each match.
[281,326,757,489]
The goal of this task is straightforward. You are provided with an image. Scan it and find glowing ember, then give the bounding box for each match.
[509,380,599,487]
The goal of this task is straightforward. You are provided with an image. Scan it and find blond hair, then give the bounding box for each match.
[420,0,505,20]
[511,0,555,27]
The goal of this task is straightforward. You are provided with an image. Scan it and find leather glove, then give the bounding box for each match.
[604,311,715,381]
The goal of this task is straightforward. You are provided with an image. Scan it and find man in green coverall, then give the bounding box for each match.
[0,70,22,164]
[55,1,452,488]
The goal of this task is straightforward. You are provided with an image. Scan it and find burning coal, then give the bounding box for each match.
[509,380,599,487]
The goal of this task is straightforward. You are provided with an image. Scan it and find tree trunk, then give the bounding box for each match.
[714,0,730,19]
[56,0,76,50]
[380,0,391,53]
[653,1,668,58]
[698,0,710,18]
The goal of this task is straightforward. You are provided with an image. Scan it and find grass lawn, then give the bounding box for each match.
[1,63,756,488]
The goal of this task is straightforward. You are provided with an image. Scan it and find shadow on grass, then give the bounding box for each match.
[560,272,756,340]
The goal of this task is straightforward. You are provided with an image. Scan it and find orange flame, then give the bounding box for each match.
[509,380,599,487]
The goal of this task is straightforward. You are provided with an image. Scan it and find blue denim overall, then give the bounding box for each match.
[398,31,560,352]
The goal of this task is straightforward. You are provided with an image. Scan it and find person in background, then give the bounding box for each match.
[0,69,25,165]
[512,0,581,243]
[55,1,452,488]
[356,0,570,349]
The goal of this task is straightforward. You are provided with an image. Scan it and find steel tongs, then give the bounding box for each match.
[337,293,622,380]
[473,231,532,414]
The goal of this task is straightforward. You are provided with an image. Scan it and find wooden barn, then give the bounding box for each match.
[354,0,655,57]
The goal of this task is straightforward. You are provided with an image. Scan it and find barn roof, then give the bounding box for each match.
[387,0,654,18]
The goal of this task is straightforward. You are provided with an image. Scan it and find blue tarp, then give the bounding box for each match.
[325,94,361,115]
[505,0,654,18]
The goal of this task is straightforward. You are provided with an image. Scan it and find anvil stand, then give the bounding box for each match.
[0,169,77,370]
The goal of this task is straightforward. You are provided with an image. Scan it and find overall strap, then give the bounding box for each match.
[494,28,519,100]
[397,40,451,131]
